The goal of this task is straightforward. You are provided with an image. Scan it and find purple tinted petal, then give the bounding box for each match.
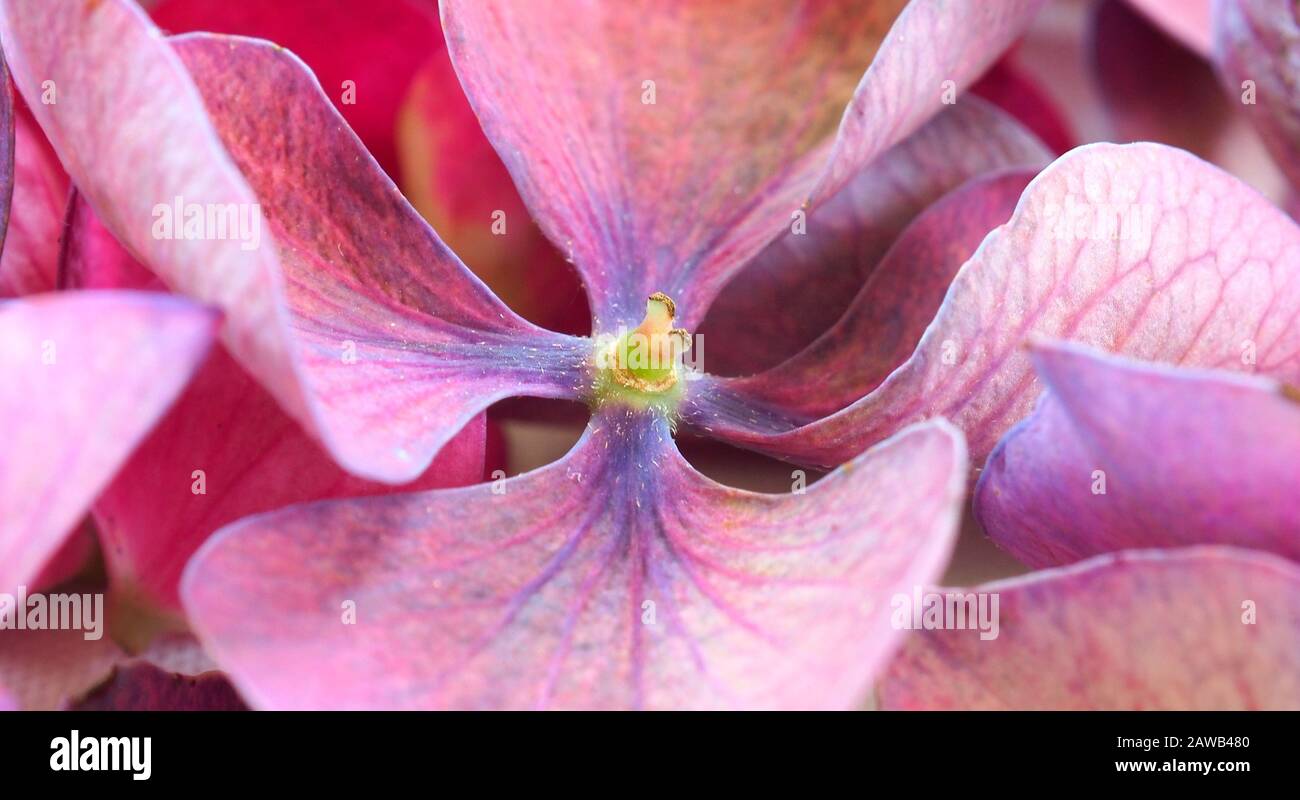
[977,340,1300,566]
[443,0,1045,327]
[0,292,216,594]
[688,143,1300,469]
[879,547,1300,710]
[700,98,1051,375]
[183,413,966,710]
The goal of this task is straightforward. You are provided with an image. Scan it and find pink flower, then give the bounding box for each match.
[0,0,1297,711]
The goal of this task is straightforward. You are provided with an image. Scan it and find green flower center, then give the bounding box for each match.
[591,292,692,413]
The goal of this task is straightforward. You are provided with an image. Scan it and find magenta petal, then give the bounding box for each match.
[879,547,1300,710]
[689,143,1300,468]
[700,98,1051,375]
[151,0,439,178]
[442,0,1045,326]
[182,413,966,710]
[0,1,586,482]
[1213,0,1300,190]
[977,341,1300,566]
[0,292,216,593]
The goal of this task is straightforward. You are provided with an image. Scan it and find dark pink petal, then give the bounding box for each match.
[183,413,966,710]
[704,169,1037,422]
[0,49,13,275]
[1213,0,1300,190]
[70,662,247,711]
[63,194,484,617]
[1126,0,1212,56]
[700,98,1051,375]
[0,292,216,594]
[0,628,124,711]
[879,547,1300,710]
[0,101,68,297]
[150,0,439,179]
[442,0,1046,326]
[30,520,97,591]
[395,42,589,335]
[977,341,1300,566]
[0,0,588,482]
[970,57,1074,155]
[1094,0,1228,156]
[688,143,1300,468]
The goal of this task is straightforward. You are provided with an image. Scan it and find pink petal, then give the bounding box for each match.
[0,685,15,711]
[1125,0,1212,57]
[699,98,1051,375]
[0,100,68,298]
[182,414,966,710]
[442,0,1045,326]
[879,547,1300,710]
[688,143,1300,468]
[62,194,484,616]
[0,0,588,482]
[1213,0,1300,190]
[0,627,124,711]
[150,0,439,179]
[0,292,216,594]
[703,169,1037,422]
[977,341,1300,566]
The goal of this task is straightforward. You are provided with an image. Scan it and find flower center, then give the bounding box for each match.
[592,292,692,411]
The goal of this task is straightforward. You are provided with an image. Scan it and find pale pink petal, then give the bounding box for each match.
[879,547,1300,710]
[183,415,966,710]
[0,292,216,594]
